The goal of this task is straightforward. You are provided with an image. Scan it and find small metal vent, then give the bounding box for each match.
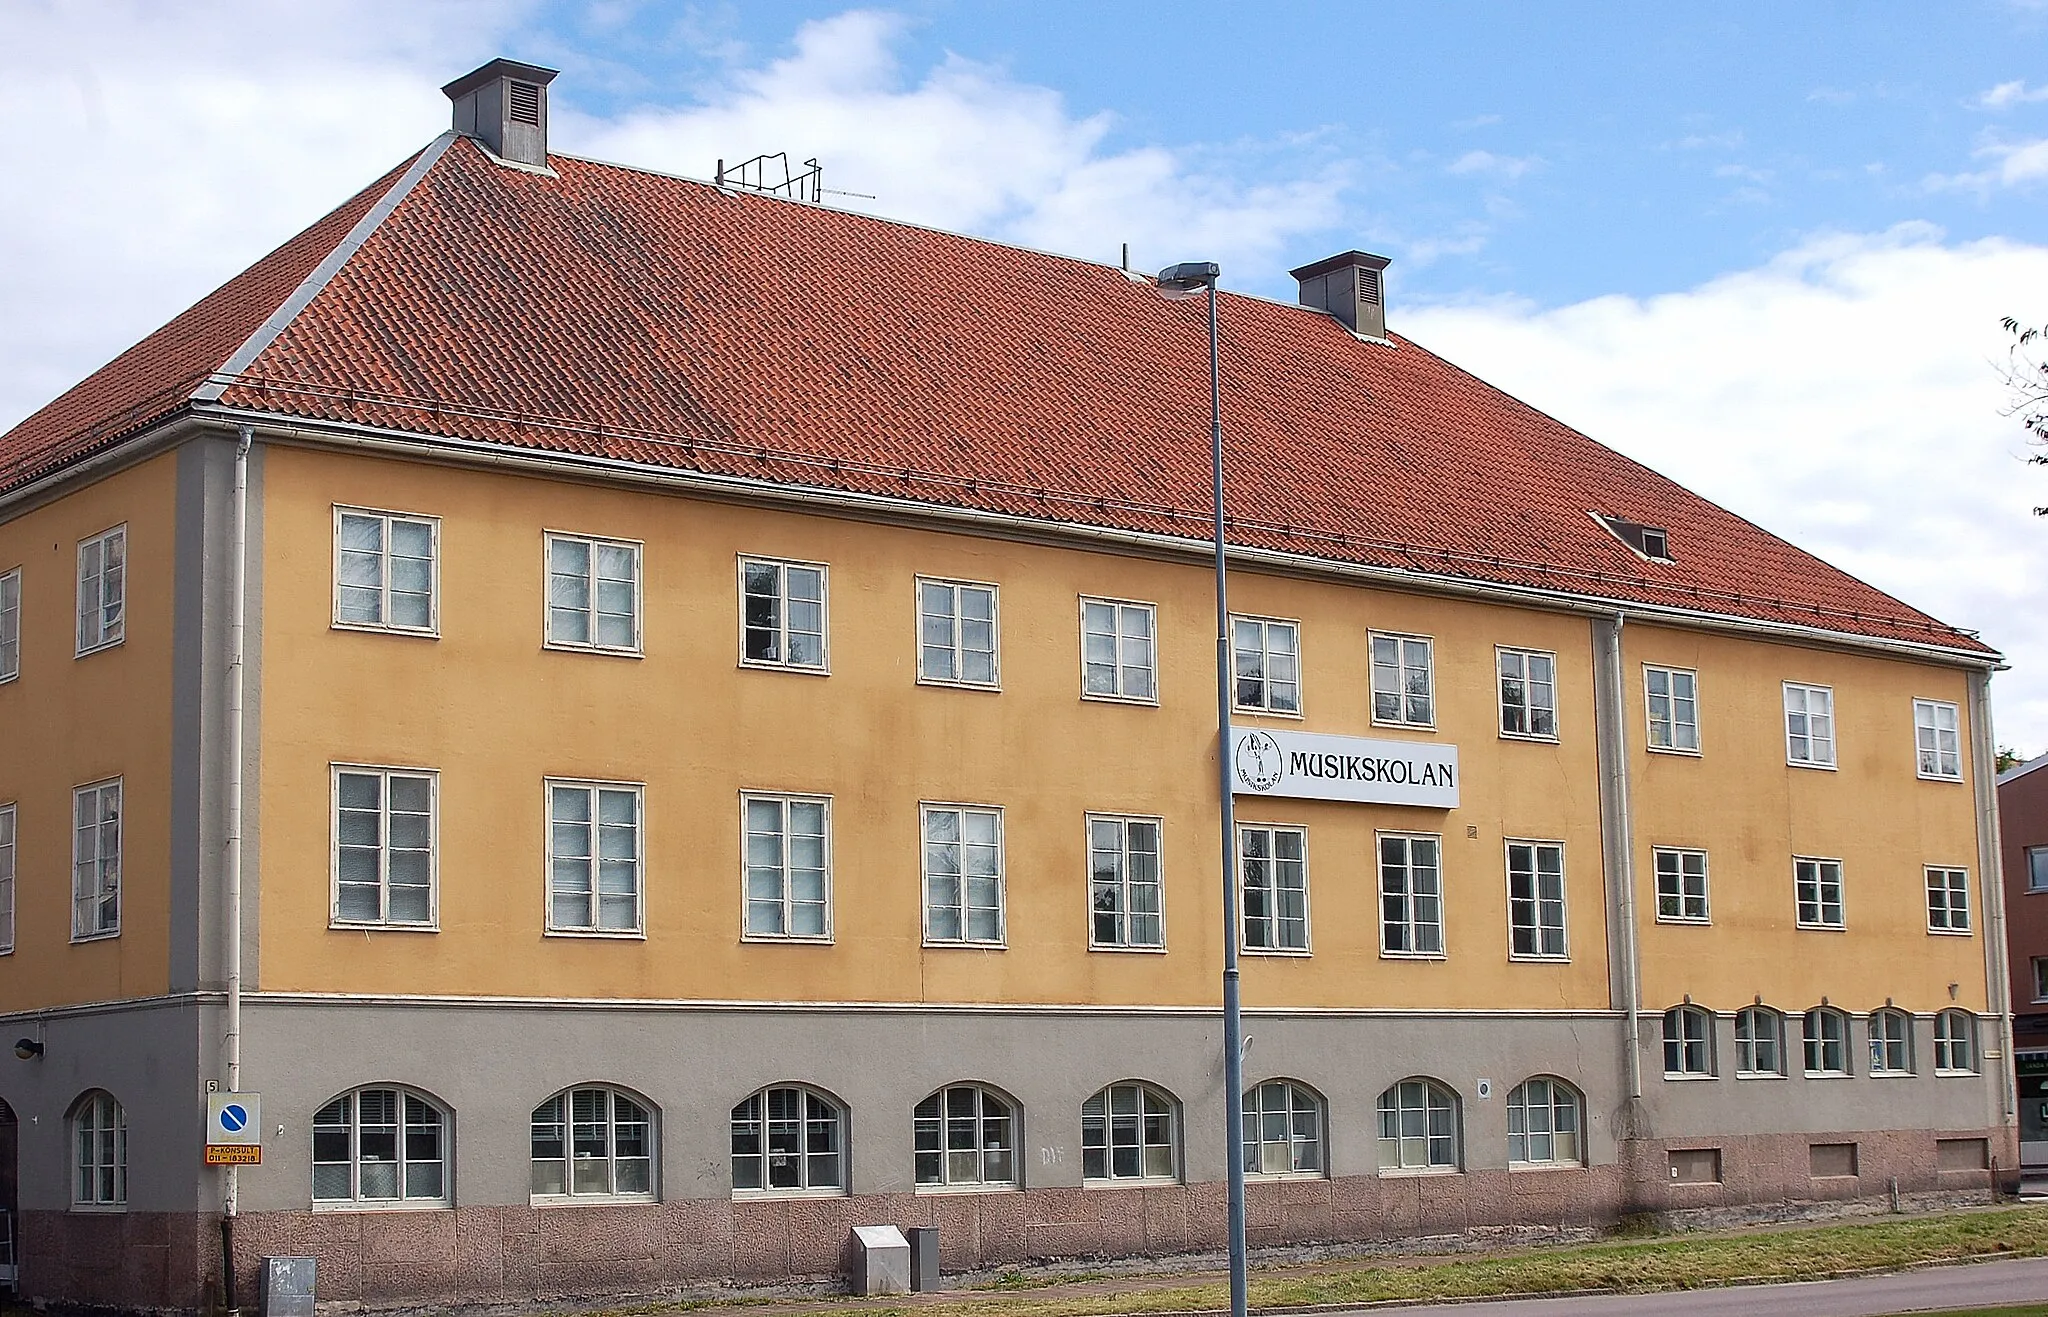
[508,80,542,126]
[1359,267,1383,307]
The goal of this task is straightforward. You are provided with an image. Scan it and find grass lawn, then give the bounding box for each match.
[780,1207,2048,1317]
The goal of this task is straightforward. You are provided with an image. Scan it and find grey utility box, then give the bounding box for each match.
[259,1256,317,1317]
[907,1225,941,1291]
[849,1225,910,1296]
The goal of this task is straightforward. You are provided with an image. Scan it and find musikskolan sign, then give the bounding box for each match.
[1230,727,1459,808]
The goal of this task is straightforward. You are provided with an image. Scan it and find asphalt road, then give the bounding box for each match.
[1356,1256,2048,1315]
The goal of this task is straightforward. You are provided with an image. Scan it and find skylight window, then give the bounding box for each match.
[1592,512,1675,563]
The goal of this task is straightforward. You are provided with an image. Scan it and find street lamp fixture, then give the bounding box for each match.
[1152,259,1248,1317]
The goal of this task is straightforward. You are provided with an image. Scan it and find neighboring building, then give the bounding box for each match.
[1998,754,2048,1167]
[0,58,2018,1312]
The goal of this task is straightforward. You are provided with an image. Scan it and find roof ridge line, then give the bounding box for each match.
[191,132,459,405]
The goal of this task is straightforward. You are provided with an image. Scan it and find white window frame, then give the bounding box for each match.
[1496,646,1558,742]
[530,1085,657,1203]
[71,1090,126,1210]
[2035,956,2048,1004]
[71,777,121,942]
[1733,1006,1784,1078]
[1376,1077,1460,1173]
[1242,1079,1326,1180]
[1913,699,1963,782]
[740,792,833,942]
[1925,866,1970,935]
[1238,824,1310,955]
[737,555,829,673]
[1643,664,1700,755]
[1377,831,1444,959]
[311,1086,450,1209]
[545,778,646,937]
[1078,596,1158,705]
[1087,813,1165,951]
[2030,847,2048,894]
[0,801,13,955]
[1231,614,1302,716]
[1506,1076,1582,1168]
[916,577,1000,690]
[332,506,440,636]
[1794,855,1845,930]
[1370,630,1436,730]
[1868,1008,1913,1076]
[330,765,439,930]
[1783,682,1836,769]
[543,531,644,656]
[1934,1010,1978,1075]
[914,1084,1020,1191]
[1662,1006,1715,1078]
[0,565,20,682]
[75,525,126,656]
[730,1084,846,1197]
[921,803,1006,947]
[1505,839,1568,961]
[1081,1081,1179,1184]
[1802,1007,1851,1077]
[1653,847,1710,924]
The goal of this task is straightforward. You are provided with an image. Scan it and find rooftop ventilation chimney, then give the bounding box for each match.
[443,58,559,168]
[1290,250,1392,341]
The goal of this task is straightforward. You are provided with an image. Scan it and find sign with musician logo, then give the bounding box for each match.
[1229,727,1458,808]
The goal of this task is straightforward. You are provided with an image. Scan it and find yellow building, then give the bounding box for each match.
[0,59,2013,1311]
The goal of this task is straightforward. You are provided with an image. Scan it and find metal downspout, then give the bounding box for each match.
[1596,614,1645,1101]
[222,425,251,1314]
[1969,672,2017,1136]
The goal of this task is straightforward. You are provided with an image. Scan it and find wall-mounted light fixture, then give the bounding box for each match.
[13,1038,43,1061]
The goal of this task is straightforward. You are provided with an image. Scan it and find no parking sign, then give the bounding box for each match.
[205,1092,262,1165]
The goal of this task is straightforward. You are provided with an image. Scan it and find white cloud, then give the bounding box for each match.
[1924,135,2048,193]
[1974,79,2048,109]
[1445,149,1540,180]
[1403,226,2048,750]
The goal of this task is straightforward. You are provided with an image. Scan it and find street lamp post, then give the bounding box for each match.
[1155,260,1247,1317]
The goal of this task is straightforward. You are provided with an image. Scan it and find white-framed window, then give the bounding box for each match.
[1913,699,1963,781]
[1506,1077,1581,1167]
[1925,866,1970,934]
[1232,615,1300,715]
[1377,1078,1459,1172]
[1934,1010,1977,1074]
[1734,1006,1783,1077]
[334,508,437,634]
[1497,647,1557,740]
[76,526,125,655]
[1370,631,1435,728]
[915,1084,1017,1189]
[71,1090,126,1208]
[0,565,19,681]
[1239,825,1308,953]
[739,556,827,671]
[742,794,831,941]
[0,802,13,954]
[1088,813,1163,949]
[1506,840,1567,960]
[71,778,120,941]
[2035,956,2048,1003]
[1663,1006,1714,1077]
[1081,1082,1177,1183]
[1242,1080,1325,1179]
[1079,597,1157,704]
[1645,665,1700,754]
[2030,847,2048,893]
[547,780,644,935]
[730,1085,844,1195]
[1869,1008,1913,1075]
[1784,682,1836,768]
[1802,1008,1850,1076]
[531,1086,655,1201]
[332,767,436,928]
[1653,847,1710,924]
[922,804,1004,945]
[918,578,998,688]
[1378,832,1443,957]
[545,532,642,654]
[312,1087,449,1207]
[1794,856,1845,929]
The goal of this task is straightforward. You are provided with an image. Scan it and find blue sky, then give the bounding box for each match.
[4,1,2048,743]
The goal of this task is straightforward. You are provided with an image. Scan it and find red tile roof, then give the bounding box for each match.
[0,136,1991,656]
